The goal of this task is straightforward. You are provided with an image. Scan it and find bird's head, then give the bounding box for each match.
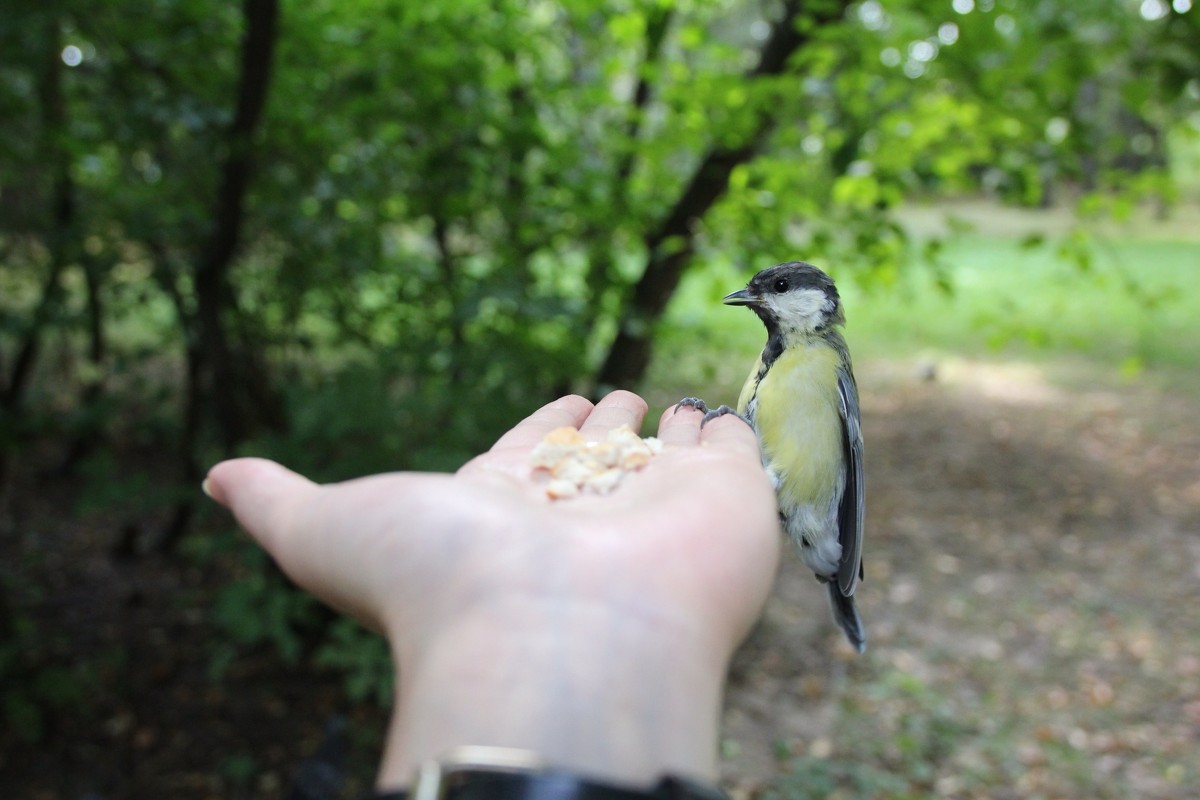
[723,261,844,339]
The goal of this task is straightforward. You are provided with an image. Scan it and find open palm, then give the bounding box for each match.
[203,390,781,785]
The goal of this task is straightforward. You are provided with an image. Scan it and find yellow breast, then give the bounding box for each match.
[741,342,843,507]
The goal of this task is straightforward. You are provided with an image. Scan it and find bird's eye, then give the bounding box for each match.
[772,278,789,293]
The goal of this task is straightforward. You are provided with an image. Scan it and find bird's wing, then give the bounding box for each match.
[836,365,865,596]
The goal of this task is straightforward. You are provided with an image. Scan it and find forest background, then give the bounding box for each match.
[2,0,1199,797]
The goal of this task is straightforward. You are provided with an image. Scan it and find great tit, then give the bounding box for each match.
[678,261,866,652]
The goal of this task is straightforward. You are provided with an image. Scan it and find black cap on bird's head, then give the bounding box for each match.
[723,261,844,334]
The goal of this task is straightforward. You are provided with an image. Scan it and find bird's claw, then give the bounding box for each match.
[674,397,710,415]
[674,398,741,428]
[701,405,740,426]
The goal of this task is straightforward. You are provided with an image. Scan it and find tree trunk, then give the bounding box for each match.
[595,145,755,391]
[1,14,74,416]
[145,243,203,554]
[595,0,851,390]
[192,0,283,452]
[155,0,281,551]
[577,4,675,349]
[57,252,111,472]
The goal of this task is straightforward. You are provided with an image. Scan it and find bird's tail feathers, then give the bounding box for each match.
[827,584,866,653]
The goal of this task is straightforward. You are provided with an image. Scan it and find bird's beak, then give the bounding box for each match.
[722,288,759,306]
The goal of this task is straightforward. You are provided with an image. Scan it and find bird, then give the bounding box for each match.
[677,261,866,652]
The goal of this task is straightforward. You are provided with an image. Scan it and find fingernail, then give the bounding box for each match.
[201,478,215,500]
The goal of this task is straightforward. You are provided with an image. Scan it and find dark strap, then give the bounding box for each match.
[365,771,728,800]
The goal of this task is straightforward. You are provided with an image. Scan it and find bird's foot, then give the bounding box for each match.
[673,396,710,415]
[700,405,740,426]
[674,398,742,427]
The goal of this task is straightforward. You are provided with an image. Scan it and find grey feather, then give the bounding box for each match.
[836,361,865,597]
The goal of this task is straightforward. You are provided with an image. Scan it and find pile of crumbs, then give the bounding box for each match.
[530,424,663,499]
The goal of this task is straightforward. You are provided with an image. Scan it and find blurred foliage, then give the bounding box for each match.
[313,619,395,707]
[0,573,96,744]
[208,545,321,677]
[1,0,1198,708]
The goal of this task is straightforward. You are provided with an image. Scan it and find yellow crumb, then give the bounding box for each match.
[530,423,664,500]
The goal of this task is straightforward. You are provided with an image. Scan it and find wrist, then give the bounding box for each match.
[377,593,731,790]
[373,746,731,800]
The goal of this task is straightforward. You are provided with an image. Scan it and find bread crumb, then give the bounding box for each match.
[530,424,663,499]
[545,478,582,500]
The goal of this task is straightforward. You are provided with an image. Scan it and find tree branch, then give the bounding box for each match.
[578,5,676,352]
[596,0,852,389]
[615,5,674,189]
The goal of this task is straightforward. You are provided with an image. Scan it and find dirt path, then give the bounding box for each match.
[721,358,1200,798]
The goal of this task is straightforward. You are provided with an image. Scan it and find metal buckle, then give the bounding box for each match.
[410,746,547,800]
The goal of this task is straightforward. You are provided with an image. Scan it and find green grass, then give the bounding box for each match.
[652,202,1200,402]
[843,235,1200,369]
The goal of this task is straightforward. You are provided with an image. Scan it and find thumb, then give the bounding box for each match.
[203,457,318,553]
[203,457,385,630]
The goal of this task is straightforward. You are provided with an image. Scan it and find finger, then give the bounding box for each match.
[698,413,762,460]
[578,390,649,441]
[655,402,703,447]
[203,457,319,553]
[206,459,398,631]
[488,394,595,453]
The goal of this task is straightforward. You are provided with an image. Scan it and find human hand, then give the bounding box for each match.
[203,391,780,788]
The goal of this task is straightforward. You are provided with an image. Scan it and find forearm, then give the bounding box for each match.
[377,594,730,789]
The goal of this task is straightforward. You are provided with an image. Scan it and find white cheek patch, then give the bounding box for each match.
[768,288,832,333]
